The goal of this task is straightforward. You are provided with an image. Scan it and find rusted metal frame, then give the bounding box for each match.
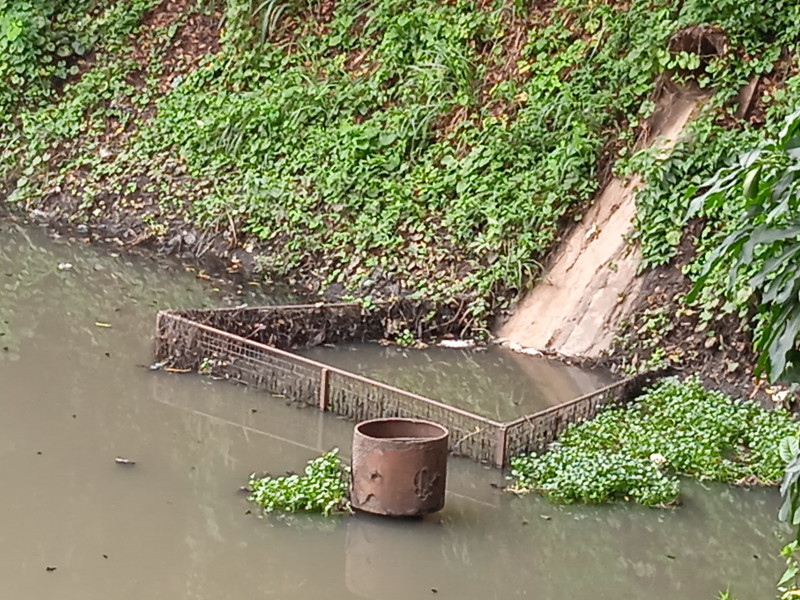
[319,368,330,411]
[501,412,543,464]
[503,376,637,429]
[199,333,320,386]
[494,425,509,468]
[501,378,636,462]
[223,349,319,379]
[451,427,486,449]
[158,313,504,429]
[163,302,363,317]
[330,376,492,457]
[168,313,501,466]
[156,311,637,468]
[181,305,368,348]
[153,311,167,357]
[164,301,474,350]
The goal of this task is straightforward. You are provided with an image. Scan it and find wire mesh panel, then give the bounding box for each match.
[503,376,646,463]
[155,311,202,369]
[198,328,322,406]
[169,300,475,349]
[327,371,501,464]
[155,312,323,405]
[153,307,644,468]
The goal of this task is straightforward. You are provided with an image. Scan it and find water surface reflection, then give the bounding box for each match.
[0,221,785,600]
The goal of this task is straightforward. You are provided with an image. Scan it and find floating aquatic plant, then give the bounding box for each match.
[511,377,797,506]
[248,449,351,515]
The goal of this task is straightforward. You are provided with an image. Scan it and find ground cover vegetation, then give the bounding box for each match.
[3,0,800,343]
[510,377,797,506]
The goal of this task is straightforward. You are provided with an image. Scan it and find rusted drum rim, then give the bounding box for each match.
[354,418,448,444]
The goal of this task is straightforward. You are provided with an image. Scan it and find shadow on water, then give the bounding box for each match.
[0,220,788,600]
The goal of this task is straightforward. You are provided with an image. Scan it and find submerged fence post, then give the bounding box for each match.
[319,368,330,411]
[494,425,508,468]
[153,311,166,361]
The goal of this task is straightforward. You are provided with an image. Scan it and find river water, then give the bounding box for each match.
[301,343,614,421]
[0,220,787,599]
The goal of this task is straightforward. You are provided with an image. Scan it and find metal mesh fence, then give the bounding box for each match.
[505,384,621,459]
[326,371,502,464]
[154,306,647,466]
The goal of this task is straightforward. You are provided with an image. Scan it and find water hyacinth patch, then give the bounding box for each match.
[513,447,681,506]
[248,449,351,516]
[510,377,798,506]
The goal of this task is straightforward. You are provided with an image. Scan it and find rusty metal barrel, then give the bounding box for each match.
[350,418,449,517]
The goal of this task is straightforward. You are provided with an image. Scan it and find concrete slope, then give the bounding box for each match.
[498,89,701,358]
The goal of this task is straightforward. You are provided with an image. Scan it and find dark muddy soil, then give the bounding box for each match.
[602,223,778,406]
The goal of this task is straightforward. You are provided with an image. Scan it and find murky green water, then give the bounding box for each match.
[0,220,787,600]
[301,343,613,421]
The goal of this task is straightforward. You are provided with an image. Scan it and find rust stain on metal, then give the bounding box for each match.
[413,467,439,502]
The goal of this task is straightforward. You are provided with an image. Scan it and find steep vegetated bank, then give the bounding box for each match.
[2,0,800,367]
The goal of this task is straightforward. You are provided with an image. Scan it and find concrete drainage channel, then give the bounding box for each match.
[154,302,651,468]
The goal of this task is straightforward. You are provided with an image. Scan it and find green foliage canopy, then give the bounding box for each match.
[687,110,800,382]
